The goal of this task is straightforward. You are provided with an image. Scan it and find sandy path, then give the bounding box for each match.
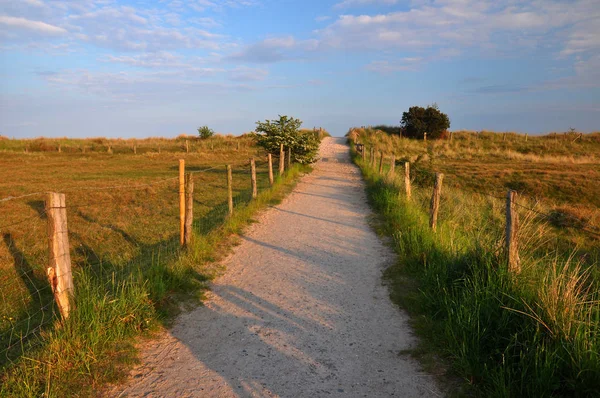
[109,137,441,398]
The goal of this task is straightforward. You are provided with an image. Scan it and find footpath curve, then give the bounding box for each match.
[109,137,441,398]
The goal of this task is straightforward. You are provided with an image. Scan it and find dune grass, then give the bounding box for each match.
[350,132,600,397]
[0,136,310,397]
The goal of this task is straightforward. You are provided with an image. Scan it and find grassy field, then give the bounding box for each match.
[0,134,313,397]
[350,128,600,397]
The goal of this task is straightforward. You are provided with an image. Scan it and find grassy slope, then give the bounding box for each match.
[0,136,310,397]
[349,130,600,397]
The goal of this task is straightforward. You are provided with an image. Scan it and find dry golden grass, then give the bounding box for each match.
[0,135,271,363]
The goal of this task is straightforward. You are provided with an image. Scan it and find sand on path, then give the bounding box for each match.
[109,137,441,398]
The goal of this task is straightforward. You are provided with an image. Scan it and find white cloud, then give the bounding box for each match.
[315,16,331,22]
[0,15,67,35]
[334,0,399,9]
[225,36,314,63]
[365,58,422,74]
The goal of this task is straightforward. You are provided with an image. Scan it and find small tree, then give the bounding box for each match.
[401,104,450,139]
[197,125,215,139]
[252,115,320,164]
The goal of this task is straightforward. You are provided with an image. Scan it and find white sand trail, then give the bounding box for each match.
[108,137,441,398]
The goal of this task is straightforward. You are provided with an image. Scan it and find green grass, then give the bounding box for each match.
[351,142,600,397]
[0,137,310,397]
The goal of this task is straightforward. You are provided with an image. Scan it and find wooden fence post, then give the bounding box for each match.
[184,174,194,247]
[449,132,453,142]
[404,162,412,200]
[429,173,444,231]
[388,156,395,179]
[378,152,384,174]
[250,158,257,199]
[58,144,61,153]
[158,145,161,154]
[133,144,137,154]
[45,192,74,320]
[227,165,233,216]
[361,144,366,161]
[179,160,185,246]
[186,140,189,153]
[287,147,292,169]
[506,190,521,274]
[237,142,240,151]
[268,153,274,186]
[424,132,427,142]
[525,133,528,142]
[370,147,375,168]
[279,143,285,175]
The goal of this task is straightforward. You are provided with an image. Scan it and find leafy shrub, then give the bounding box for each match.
[197,126,215,140]
[401,104,450,139]
[252,115,321,164]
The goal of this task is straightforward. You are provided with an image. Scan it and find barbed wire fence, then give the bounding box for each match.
[0,150,291,368]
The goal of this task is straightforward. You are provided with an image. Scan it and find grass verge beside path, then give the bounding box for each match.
[351,144,600,397]
[0,164,309,398]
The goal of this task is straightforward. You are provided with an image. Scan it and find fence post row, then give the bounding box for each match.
[250,158,258,199]
[279,143,285,176]
[429,173,444,231]
[179,160,186,246]
[388,156,395,179]
[184,174,194,247]
[506,190,521,274]
[268,153,274,186]
[45,192,74,320]
[227,165,233,216]
[404,162,412,200]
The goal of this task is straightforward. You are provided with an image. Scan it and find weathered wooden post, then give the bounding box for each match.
[227,165,233,216]
[449,132,453,142]
[404,162,412,200]
[388,155,396,179]
[268,153,274,186]
[133,144,137,154]
[108,145,113,154]
[186,140,189,153]
[45,192,74,320]
[179,160,185,246]
[158,145,161,154]
[58,144,61,153]
[184,173,194,247]
[506,190,521,274]
[378,152,384,174]
[237,142,240,151]
[250,158,257,199]
[525,133,528,142]
[503,133,506,142]
[370,147,375,168]
[424,132,427,142]
[279,143,285,175]
[361,144,366,161]
[287,147,292,169]
[429,173,444,231]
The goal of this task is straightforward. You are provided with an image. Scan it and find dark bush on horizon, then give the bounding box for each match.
[401,104,450,139]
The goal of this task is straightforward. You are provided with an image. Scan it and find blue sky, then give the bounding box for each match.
[0,0,599,138]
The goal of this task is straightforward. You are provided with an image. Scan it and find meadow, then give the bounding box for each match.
[350,128,600,396]
[0,134,313,396]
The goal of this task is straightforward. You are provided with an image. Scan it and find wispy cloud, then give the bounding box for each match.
[0,15,67,35]
[333,0,399,10]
